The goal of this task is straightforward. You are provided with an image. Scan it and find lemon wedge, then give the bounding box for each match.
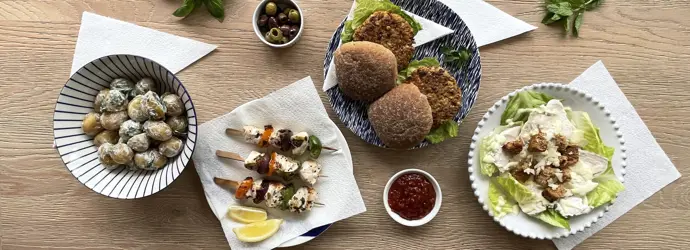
[232,219,283,243]
[228,206,268,224]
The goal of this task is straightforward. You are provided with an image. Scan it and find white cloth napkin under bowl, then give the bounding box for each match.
[71,12,217,75]
[323,0,536,91]
[192,77,367,250]
[553,61,682,249]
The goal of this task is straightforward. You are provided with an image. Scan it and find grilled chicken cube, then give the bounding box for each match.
[291,132,310,155]
[299,160,322,186]
[242,126,263,144]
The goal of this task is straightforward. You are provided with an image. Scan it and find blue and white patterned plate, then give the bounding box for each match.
[323,0,482,149]
[53,54,197,199]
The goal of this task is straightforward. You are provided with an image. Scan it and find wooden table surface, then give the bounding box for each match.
[1,0,688,249]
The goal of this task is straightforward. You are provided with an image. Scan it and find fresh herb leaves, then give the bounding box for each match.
[441,46,471,69]
[173,0,225,22]
[542,0,603,36]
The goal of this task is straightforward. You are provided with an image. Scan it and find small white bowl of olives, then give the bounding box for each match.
[53,54,197,199]
[253,0,303,48]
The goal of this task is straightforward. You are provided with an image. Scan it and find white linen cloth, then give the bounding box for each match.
[553,61,682,249]
[193,77,366,250]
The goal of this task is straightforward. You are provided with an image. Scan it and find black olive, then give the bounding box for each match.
[289,25,299,37]
[268,16,279,29]
[258,15,268,27]
[278,13,288,24]
[279,24,291,37]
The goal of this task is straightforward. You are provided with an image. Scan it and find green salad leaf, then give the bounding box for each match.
[569,110,624,207]
[341,20,355,44]
[341,0,422,43]
[500,91,554,125]
[479,135,499,176]
[425,120,459,144]
[586,178,624,207]
[488,180,517,218]
[397,57,441,84]
[534,208,571,229]
[494,174,535,205]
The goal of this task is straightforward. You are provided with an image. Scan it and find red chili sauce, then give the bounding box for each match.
[387,173,436,220]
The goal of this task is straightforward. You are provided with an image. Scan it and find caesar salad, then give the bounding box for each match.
[479,91,624,229]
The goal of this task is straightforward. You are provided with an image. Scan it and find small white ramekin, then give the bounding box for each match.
[383,169,442,227]
[252,0,304,48]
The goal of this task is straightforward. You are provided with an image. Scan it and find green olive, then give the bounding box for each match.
[267,28,283,43]
[283,7,293,15]
[288,9,300,23]
[265,2,278,16]
[308,135,322,159]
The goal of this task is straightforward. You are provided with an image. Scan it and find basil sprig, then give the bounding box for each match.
[173,0,225,22]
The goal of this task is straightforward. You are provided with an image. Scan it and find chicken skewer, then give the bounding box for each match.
[216,150,324,186]
[226,125,337,158]
[214,177,321,213]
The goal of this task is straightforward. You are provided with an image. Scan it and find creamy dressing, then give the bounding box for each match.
[555,196,592,217]
[519,181,550,215]
[518,100,576,141]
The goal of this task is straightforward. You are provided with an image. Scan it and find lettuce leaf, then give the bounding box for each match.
[479,135,499,176]
[397,57,441,84]
[341,0,422,43]
[500,91,554,125]
[586,178,625,208]
[534,208,571,230]
[494,174,535,205]
[488,180,517,218]
[341,20,355,43]
[425,119,459,144]
[569,111,624,207]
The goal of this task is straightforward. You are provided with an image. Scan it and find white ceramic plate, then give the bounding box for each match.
[467,83,627,239]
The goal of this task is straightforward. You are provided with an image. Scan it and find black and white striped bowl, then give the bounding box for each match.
[53,55,198,199]
[323,0,482,149]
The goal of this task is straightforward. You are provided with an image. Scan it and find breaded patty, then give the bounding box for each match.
[404,66,462,128]
[354,11,414,71]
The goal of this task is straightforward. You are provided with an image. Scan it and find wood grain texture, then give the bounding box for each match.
[0,0,688,249]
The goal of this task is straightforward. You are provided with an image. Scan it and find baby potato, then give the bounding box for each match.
[82,112,104,136]
[143,91,166,120]
[143,120,173,141]
[166,116,187,136]
[127,95,149,122]
[93,130,119,146]
[133,149,167,170]
[130,78,158,97]
[98,143,119,169]
[102,89,129,112]
[118,120,142,143]
[94,89,110,113]
[101,111,129,131]
[159,137,183,157]
[161,93,184,116]
[110,78,134,96]
[110,142,134,165]
[127,133,150,152]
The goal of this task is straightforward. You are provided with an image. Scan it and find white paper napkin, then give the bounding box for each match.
[71,12,217,75]
[552,61,682,249]
[323,0,536,91]
[439,0,537,47]
[193,77,366,250]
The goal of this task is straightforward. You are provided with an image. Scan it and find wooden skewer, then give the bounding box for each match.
[214,177,239,190]
[225,127,339,152]
[216,150,245,161]
[314,202,325,207]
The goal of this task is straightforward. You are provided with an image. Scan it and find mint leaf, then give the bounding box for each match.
[586,0,605,10]
[204,0,225,22]
[547,2,573,17]
[173,0,197,18]
[574,11,584,36]
[565,15,574,34]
